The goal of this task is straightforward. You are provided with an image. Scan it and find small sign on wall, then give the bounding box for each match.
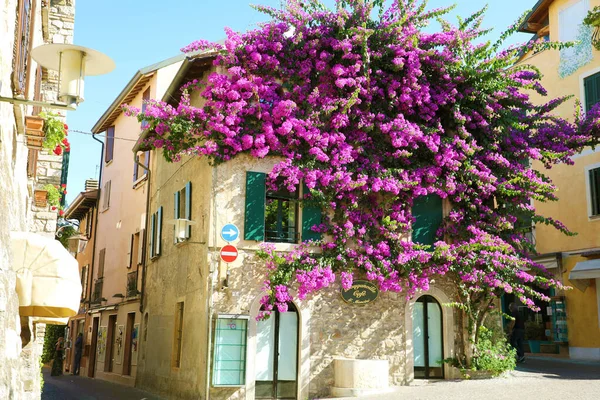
[341,280,379,305]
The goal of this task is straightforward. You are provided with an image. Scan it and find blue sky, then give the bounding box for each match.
[65,0,535,204]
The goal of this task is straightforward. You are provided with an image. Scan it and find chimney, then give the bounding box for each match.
[85,179,99,191]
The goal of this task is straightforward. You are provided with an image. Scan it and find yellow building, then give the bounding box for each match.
[85,55,184,385]
[518,0,600,360]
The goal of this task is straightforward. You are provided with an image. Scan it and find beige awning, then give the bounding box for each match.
[11,232,82,318]
[568,259,600,292]
[31,317,70,325]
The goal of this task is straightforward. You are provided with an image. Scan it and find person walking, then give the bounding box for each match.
[72,333,83,375]
[51,337,65,376]
[509,303,526,363]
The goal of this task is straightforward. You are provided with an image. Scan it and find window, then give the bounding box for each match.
[411,195,443,248]
[172,302,184,368]
[101,180,111,211]
[105,126,115,163]
[174,182,192,243]
[589,167,600,216]
[129,232,141,269]
[265,181,299,243]
[85,209,94,238]
[13,0,33,95]
[141,87,150,129]
[98,248,106,278]
[149,207,163,258]
[133,151,150,182]
[81,265,88,300]
[26,148,38,178]
[584,72,600,112]
[212,315,248,387]
[244,172,321,243]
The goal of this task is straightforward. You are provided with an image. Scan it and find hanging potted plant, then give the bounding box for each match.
[25,114,45,150]
[33,188,49,207]
[39,184,67,215]
[34,112,71,155]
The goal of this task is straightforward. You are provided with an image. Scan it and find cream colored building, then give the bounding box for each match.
[518,0,600,360]
[133,54,459,400]
[86,55,184,386]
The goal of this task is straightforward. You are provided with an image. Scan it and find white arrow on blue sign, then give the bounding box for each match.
[220,223,240,242]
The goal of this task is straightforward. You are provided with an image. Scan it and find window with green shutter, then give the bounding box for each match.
[244,172,266,241]
[589,168,600,216]
[301,184,321,241]
[584,72,600,112]
[411,195,443,247]
[265,180,299,243]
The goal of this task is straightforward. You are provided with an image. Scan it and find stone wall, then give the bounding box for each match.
[0,0,75,398]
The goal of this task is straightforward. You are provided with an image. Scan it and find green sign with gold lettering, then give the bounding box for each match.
[341,280,379,305]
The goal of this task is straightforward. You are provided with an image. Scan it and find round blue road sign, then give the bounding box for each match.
[220,223,240,242]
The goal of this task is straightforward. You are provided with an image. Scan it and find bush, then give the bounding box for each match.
[472,326,516,376]
[42,325,66,364]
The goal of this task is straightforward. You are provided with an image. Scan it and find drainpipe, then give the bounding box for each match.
[205,166,218,400]
[134,153,151,314]
[89,133,104,308]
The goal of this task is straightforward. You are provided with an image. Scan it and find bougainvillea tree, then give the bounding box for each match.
[126,0,600,367]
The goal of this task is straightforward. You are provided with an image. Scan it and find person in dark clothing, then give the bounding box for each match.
[72,333,83,375]
[51,337,64,376]
[509,303,526,363]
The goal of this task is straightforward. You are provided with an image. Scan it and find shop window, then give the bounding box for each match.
[212,315,248,387]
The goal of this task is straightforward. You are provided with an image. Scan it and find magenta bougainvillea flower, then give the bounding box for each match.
[125,0,600,364]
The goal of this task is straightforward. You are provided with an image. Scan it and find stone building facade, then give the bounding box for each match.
[134,56,460,400]
[0,1,75,398]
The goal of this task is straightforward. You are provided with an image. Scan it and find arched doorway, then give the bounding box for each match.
[255,303,299,399]
[412,295,444,379]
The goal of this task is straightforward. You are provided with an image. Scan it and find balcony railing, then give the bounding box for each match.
[126,271,138,298]
[91,278,103,304]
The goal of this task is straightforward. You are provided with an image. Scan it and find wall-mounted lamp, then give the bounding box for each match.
[167,218,197,241]
[0,43,114,111]
[67,233,89,254]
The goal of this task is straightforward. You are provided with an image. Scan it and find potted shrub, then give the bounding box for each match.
[37,112,70,155]
[43,184,67,216]
[584,6,600,50]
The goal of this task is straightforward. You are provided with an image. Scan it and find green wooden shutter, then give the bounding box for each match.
[129,234,134,268]
[185,181,192,239]
[157,206,163,255]
[244,172,266,241]
[302,183,322,241]
[411,194,443,247]
[174,191,180,244]
[150,213,155,259]
[584,72,600,112]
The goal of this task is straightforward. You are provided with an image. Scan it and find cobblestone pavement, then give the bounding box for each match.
[331,356,600,400]
[41,367,164,400]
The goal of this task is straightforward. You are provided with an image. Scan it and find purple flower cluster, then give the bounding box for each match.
[125,1,597,321]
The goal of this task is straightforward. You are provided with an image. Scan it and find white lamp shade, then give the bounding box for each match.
[31,43,115,106]
[10,232,82,318]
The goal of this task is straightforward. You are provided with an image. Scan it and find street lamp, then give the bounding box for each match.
[0,43,114,111]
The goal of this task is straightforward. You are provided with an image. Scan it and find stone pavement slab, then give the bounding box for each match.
[41,367,164,400]
[325,356,600,400]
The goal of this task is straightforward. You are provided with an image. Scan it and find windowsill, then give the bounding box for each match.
[100,207,109,213]
[588,214,600,221]
[105,159,113,167]
[132,174,148,190]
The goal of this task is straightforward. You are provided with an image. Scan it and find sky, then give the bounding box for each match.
[65,0,535,204]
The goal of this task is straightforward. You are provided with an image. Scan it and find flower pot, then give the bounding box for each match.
[25,115,44,132]
[34,189,48,207]
[26,136,44,150]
